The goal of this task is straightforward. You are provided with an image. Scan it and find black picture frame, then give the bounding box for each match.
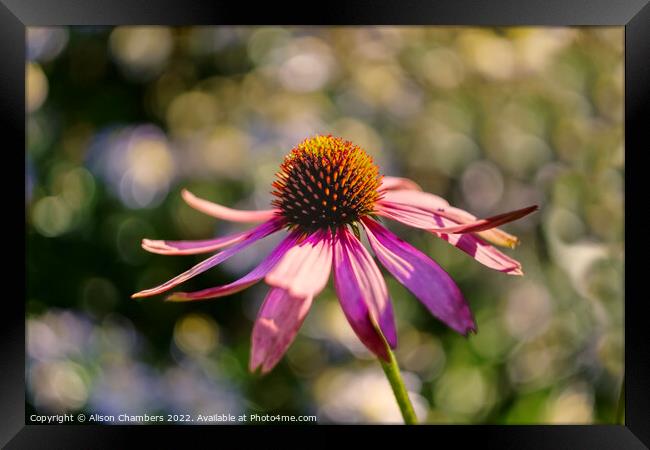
[2,1,648,448]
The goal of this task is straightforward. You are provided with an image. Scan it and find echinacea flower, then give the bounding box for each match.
[133,135,537,374]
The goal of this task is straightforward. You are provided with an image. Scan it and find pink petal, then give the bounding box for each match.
[383,203,538,235]
[379,189,449,209]
[476,228,520,249]
[249,288,313,374]
[379,176,423,192]
[362,218,476,335]
[436,227,524,275]
[435,202,521,247]
[376,202,522,275]
[265,230,333,298]
[431,205,521,248]
[378,190,526,248]
[131,218,284,298]
[182,189,279,223]
[332,226,396,361]
[141,229,251,255]
[166,231,302,301]
[429,205,537,234]
[375,201,441,229]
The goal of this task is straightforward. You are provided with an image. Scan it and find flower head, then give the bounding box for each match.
[272,135,381,232]
[133,135,538,373]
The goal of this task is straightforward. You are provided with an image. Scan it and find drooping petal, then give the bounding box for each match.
[382,203,538,235]
[379,176,423,192]
[265,230,333,298]
[380,189,449,209]
[375,201,441,229]
[378,190,527,248]
[362,217,476,335]
[131,217,284,298]
[375,202,523,275]
[476,228,520,249]
[434,208,521,248]
[378,194,537,234]
[436,227,524,275]
[433,205,518,248]
[141,229,251,255]
[182,189,279,223]
[166,231,302,301]
[429,205,537,235]
[249,287,313,374]
[332,226,396,361]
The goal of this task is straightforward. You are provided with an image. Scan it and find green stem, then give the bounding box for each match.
[615,376,625,425]
[379,347,418,425]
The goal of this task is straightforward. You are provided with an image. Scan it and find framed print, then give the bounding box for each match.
[1,0,649,448]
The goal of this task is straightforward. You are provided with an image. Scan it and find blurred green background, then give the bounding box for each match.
[26,26,624,424]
